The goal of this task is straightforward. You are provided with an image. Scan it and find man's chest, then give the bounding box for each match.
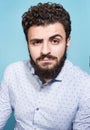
[12,82,79,129]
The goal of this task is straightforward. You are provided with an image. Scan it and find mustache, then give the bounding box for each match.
[36,53,57,61]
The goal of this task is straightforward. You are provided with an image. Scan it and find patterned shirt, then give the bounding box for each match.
[0,60,90,130]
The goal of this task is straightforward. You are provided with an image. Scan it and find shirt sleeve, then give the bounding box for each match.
[73,78,90,130]
[0,69,12,129]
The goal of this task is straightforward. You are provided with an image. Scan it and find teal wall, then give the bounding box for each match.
[0,0,90,129]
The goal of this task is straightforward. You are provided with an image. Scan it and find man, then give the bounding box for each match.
[0,2,90,130]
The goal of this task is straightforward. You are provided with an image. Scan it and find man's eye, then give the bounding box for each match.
[31,41,41,46]
[52,39,60,45]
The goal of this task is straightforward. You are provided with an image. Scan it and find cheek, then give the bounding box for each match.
[29,47,40,62]
[52,46,66,59]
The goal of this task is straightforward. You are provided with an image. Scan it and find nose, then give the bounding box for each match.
[41,42,50,55]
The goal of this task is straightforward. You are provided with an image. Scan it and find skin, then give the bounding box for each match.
[27,22,70,82]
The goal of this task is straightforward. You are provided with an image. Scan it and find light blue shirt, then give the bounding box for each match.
[0,60,90,130]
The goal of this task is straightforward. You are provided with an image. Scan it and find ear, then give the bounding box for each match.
[66,37,70,50]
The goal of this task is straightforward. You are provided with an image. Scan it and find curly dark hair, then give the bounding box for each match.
[22,2,71,41]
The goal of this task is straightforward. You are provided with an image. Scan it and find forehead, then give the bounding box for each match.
[28,22,66,39]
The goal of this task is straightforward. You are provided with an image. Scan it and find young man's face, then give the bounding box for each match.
[27,22,70,81]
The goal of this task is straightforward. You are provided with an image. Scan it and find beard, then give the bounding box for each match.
[29,49,67,82]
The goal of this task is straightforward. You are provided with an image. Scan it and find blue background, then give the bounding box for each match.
[0,0,90,129]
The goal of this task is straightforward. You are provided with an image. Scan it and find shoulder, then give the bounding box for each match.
[66,60,90,79]
[2,60,31,80]
[60,60,90,89]
[66,60,90,90]
[4,60,30,72]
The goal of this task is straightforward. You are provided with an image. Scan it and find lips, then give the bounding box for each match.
[40,57,53,61]
[39,58,56,65]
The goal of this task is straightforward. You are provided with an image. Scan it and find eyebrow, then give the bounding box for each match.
[29,34,63,43]
[49,34,63,40]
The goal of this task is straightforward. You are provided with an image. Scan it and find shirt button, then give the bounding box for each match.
[36,108,39,111]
